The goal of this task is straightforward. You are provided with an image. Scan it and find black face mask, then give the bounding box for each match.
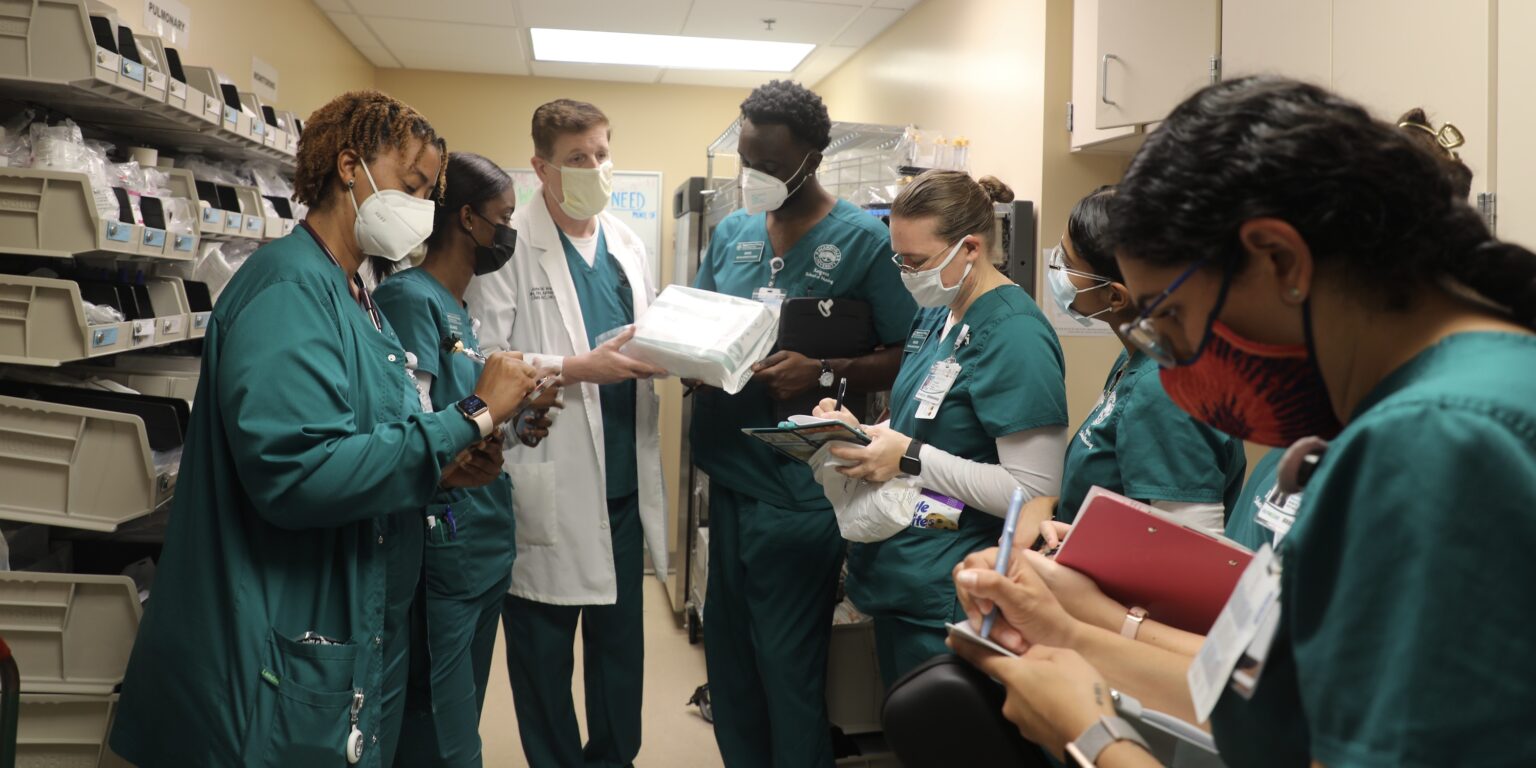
[468,208,517,275]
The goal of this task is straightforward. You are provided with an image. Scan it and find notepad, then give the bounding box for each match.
[741,414,871,464]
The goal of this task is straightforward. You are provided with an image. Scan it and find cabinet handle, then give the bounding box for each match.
[1101,53,1121,106]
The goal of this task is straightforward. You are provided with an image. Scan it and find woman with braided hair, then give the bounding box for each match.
[111,91,538,767]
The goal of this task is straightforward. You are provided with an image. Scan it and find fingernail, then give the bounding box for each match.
[956,571,978,587]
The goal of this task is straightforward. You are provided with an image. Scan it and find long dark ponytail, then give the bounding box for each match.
[1109,76,1536,328]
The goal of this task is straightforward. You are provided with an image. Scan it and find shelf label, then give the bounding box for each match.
[91,327,120,348]
[122,59,146,84]
[205,96,222,117]
[132,319,156,341]
[169,79,187,100]
[146,69,166,93]
[143,227,167,249]
[104,221,133,243]
[162,315,184,335]
[227,212,243,230]
[144,0,192,48]
[193,311,210,330]
[245,216,263,234]
[201,206,222,225]
[96,48,121,78]
[223,105,239,129]
[174,234,196,252]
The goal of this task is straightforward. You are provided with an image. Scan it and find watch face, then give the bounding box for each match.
[459,395,488,415]
[820,371,835,387]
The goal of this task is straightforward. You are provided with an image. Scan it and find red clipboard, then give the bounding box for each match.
[1054,487,1252,634]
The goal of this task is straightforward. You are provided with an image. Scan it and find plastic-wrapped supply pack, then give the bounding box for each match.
[620,285,777,395]
[194,239,259,301]
[811,441,920,543]
[0,108,37,168]
[30,120,117,218]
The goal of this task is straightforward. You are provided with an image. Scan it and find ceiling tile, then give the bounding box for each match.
[834,7,903,47]
[658,69,778,88]
[682,1,857,44]
[873,0,921,8]
[357,46,404,68]
[529,61,665,83]
[345,0,517,25]
[326,12,388,50]
[313,0,353,12]
[369,18,529,74]
[517,0,694,34]
[794,45,857,87]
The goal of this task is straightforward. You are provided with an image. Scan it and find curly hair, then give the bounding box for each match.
[740,80,832,151]
[1111,76,1536,328]
[293,90,447,210]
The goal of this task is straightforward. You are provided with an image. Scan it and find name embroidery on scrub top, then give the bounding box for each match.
[1078,357,1134,450]
[914,323,970,421]
[735,241,765,263]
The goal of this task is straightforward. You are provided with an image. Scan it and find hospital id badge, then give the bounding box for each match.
[1187,543,1282,721]
[914,359,961,420]
[752,286,787,317]
[1256,488,1302,544]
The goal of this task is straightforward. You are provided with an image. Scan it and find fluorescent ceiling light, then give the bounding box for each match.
[530,28,814,72]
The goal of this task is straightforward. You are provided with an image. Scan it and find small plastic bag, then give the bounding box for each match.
[811,442,919,543]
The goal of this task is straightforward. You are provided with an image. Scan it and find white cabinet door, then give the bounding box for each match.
[1072,0,1140,151]
[1330,0,1493,199]
[1497,0,1536,248]
[1095,0,1220,129]
[1220,0,1331,84]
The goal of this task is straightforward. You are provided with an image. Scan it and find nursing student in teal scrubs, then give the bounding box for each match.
[111,92,536,768]
[812,170,1068,688]
[1043,185,1246,533]
[375,152,553,768]
[691,80,917,768]
[950,78,1536,767]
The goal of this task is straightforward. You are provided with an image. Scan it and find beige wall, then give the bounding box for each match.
[377,69,751,553]
[96,0,375,118]
[817,0,1125,427]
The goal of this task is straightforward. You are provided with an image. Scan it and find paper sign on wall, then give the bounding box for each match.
[144,0,191,47]
[508,169,665,285]
[251,56,279,103]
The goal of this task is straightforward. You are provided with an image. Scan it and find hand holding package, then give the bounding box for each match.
[620,285,777,394]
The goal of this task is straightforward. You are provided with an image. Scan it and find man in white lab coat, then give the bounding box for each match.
[465,99,668,768]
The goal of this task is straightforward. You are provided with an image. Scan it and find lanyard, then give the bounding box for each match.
[943,322,971,362]
[302,221,383,333]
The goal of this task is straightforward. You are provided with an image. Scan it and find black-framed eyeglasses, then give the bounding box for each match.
[1118,258,1212,367]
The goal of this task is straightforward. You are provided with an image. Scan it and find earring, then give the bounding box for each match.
[1288,287,1303,300]
[346,179,355,189]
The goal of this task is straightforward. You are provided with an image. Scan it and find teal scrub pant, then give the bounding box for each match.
[394,572,511,768]
[501,493,643,768]
[379,511,426,767]
[872,616,950,690]
[704,484,843,768]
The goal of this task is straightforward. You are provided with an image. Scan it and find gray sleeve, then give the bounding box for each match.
[916,425,1068,517]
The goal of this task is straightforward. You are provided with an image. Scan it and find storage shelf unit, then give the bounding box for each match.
[64,353,201,402]
[17,694,119,768]
[0,275,198,367]
[0,168,199,261]
[0,0,295,170]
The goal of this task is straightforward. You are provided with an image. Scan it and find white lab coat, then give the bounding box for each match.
[465,189,667,605]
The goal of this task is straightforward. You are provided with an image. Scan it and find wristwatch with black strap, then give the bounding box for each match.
[900,438,924,476]
[1064,715,1151,767]
[818,358,835,388]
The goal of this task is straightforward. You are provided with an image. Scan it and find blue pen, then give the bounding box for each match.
[981,486,1027,640]
[444,506,458,540]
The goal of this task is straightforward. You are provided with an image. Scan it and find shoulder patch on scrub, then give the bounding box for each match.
[813,244,842,271]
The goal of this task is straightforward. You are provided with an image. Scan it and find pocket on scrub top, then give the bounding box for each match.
[508,461,560,547]
[243,630,361,767]
[423,506,473,598]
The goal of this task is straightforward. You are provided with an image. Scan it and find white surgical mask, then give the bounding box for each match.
[1046,246,1112,326]
[557,160,614,220]
[900,240,971,308]
[351,162,435,262]
[740,153,813,215]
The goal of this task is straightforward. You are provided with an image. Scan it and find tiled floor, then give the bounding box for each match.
[480,578,724,767]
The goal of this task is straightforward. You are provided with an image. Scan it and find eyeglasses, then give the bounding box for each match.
[1047,242,1113,287]
[1118,259,1211,367]
[891,241,960,275]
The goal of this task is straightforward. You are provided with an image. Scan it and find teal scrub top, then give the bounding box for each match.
[691,200,917,508]
[111,228,481,767]
[1210,332,1536,767]
[1057,350,1246,522]
[845,285,1068,624]
[374,267,516,597]
[1225,447,1283,551]
[560,227,638,499]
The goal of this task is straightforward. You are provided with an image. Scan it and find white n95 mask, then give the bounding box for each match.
[558,160,614,220]
[351,162,435,262]
[900,240,970,308]
[740,153,813,215]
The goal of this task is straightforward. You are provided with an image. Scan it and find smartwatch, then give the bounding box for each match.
[1121,607,1148,639]
[1064,715,1151,767]
[818,359,835,388]
[899,438,924,476]
[456,394,494,439]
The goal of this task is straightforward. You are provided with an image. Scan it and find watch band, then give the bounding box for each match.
[470,410,494,439]
[1064,715,1151,766]
[1121,606,1148,639]
[899,438,924,476]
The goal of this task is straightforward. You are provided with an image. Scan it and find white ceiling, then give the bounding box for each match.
[314,0,917,87]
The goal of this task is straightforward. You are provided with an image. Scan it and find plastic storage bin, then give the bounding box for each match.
[0,169,143,259]
[65,352,201,402]
[827,620,884,736]
[0,390,175,531]
[0,570,141,694]
[16,693,118,768]
[234,186,269,240]
[0,275,139,365]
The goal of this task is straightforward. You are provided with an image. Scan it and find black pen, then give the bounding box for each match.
[834,377,848,412]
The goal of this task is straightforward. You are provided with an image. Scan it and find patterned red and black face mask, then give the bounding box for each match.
[1158,320,1343,447]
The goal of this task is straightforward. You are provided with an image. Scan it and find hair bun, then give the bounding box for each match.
[977,175,1014,204]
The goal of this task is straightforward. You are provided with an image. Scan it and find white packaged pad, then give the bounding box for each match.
[621,285,777,395]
